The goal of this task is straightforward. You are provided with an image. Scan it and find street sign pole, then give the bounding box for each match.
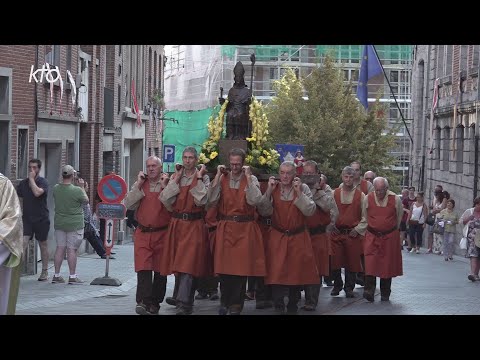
[91,174,128,287]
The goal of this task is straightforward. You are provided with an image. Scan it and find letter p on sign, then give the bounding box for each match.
[163,144,175,163]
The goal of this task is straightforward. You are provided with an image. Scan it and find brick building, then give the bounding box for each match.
[0,45,165,273]
[411,45,480,251]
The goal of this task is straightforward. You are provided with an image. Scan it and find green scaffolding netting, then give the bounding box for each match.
[162,108,214,172]
[222,45,412,62]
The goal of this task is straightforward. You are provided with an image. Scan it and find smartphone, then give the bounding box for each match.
[141,173,148,180]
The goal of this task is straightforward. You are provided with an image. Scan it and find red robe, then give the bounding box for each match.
[133,181,171,272]
[305,203,331,277]
[264,187,319,285]
[160,175,210,277]
[330,188,363,272]
[364,193,403,278]
[213,175,266,276]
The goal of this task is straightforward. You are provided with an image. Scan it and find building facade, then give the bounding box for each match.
[411,45,479,222]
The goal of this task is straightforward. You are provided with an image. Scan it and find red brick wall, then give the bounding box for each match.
[0,45,36,180]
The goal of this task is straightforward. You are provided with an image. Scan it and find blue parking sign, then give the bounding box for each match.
[163,144,175,163]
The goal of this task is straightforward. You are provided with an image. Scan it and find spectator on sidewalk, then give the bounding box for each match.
[52,165,88,285]
[437,199,459,261]
[0,173,23,315]
[79,179,115,260]
[16,159,50,281]
[460,197,480,282]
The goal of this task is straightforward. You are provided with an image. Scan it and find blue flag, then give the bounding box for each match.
[356,45,383,109]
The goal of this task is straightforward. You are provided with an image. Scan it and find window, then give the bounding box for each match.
[104,87,114,128]
[118,64,122,77]
[119,45,122,56]
[390,71,399,83]
[0,75,9,114]
[103,151,113,175]
[67,141,75,167]
[66,45,72,71]
[17,129,28,179]
[445,45,453,76]
[117,84,121,114]
[52,45,60,67]
[0,121,8,175]
[442,128,450,171]
[154,147,160,157]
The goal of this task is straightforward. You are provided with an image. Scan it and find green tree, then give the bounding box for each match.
[267,55,400,190]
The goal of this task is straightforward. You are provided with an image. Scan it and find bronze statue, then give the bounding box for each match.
[220,61,252,140]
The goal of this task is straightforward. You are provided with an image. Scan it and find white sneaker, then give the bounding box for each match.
[416,249,420,254]
[409,248,415,253]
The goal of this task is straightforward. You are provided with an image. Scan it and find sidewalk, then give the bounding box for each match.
[15,244,480,315]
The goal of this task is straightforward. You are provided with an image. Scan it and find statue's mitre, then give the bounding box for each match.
[233,61,245,77]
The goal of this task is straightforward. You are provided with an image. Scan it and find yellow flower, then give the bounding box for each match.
[210,151,218,160]
[259,156,267,165]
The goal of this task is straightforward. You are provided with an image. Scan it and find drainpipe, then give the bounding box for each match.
[474,125,478,199]
[420,45,432,191]
[33,45,39,158]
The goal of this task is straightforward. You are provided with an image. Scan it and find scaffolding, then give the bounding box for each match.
[163,45,413,186]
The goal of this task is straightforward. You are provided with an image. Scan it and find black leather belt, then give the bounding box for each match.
[367,226,397,237]
[218,215,254,222]
[172,211,204,221]
[258,217,272,226]
[337,227,355,234]
[309,225,327,235]
[208,226,217,233]
[138,223,169,233]
[271,224,306,236]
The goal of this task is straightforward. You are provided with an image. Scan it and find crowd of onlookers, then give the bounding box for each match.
[399,184,480,281]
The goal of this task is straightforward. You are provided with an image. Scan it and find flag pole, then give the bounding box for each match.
[371,45,413,144]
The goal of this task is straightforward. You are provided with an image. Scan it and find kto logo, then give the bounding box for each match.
[29,63,76,87]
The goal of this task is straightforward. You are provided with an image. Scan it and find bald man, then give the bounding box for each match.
[362,177,403,302]
[363,171,376,184]
[125,156,171,315]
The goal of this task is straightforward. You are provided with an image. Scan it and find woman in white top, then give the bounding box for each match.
[460,197,480,282]
[407,192,429,254]
[427,190,447,254]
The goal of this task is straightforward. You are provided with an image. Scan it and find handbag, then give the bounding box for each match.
[426,212,436,226]
[460,237,467,250]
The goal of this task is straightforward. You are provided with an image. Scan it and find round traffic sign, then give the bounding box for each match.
[97,174,128,203]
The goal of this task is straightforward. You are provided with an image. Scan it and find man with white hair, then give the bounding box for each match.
[330,166,367,298]
[362,177,403,302]
[363,171,376,184]
[125,156,171,315]
[257,161,318,314]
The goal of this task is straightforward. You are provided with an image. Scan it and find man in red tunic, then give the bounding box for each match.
[257,161,318,314]
[302,160,338,311]
[124,156,171,315]
[330,166,367,298]
[208,148,266,315]
[362,177,403,302]
[350,161,373,287]
[160,146,210,315]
